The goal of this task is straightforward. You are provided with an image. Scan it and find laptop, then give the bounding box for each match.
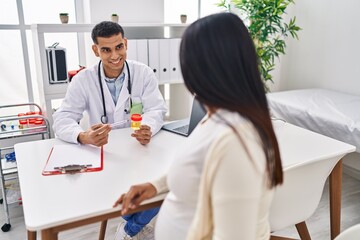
[162,97,206,137]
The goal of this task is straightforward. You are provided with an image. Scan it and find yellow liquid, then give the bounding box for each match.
[131,121,141,130]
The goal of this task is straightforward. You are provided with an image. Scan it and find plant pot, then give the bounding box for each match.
[111,15,119,23]
[180,15,187,24]
[59,15,69,24]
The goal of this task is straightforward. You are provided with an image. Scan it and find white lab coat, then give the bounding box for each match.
[53,60,167,144]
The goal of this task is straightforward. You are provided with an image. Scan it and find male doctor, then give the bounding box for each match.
[53,21,167,147]
[53,21,167,240]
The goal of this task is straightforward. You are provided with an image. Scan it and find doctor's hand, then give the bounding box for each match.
[77,123,111,147]
[131,125,152,145]
[113,182,157,215]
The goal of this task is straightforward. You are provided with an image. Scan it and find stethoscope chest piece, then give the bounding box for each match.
[101,115,108,124]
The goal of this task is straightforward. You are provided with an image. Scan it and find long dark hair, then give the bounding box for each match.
[180,12,283,187]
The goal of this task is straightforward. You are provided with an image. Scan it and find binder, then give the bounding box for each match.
[127,40,137,61]
[42,144,103,176]
[159,39,170,84]
[148,39,160,81]
[137,39,148,65]
[169,38,182,83]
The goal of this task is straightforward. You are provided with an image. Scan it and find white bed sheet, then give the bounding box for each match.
[267,88,360,152]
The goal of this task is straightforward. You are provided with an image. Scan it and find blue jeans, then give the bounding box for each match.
[123,207,160,237]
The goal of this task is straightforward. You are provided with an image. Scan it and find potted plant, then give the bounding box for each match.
[111,13,119,23]
[218,0,301,91]
[180,14,187,24]
[59,13,69,24]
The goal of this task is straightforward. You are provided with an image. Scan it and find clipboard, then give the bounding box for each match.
[42,144,103,176]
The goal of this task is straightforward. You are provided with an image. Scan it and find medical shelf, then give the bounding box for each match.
[0,103,51,232]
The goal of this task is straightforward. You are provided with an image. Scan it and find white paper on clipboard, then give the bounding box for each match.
[43,144,102,172]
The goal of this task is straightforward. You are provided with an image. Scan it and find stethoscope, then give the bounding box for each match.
[98,60,132,124]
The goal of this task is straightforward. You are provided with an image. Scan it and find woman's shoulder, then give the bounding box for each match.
[207,112,265,168]
[210,110,259,142]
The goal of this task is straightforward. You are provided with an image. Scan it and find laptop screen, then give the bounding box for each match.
[161,97,206,137]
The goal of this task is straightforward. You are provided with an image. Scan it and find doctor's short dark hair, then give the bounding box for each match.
[91,21,124,44]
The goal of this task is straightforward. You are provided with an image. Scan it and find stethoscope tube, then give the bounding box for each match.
[98,60,131,124]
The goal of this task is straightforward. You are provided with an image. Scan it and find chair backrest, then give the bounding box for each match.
[269,155,343,231]
[335,224,360,240]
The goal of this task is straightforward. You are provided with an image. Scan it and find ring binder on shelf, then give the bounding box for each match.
[42,144,103,176]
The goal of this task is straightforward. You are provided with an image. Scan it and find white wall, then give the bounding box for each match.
[89,0,164,24]
[82,0,165,78]
[271,0,360,95]
[270,0,360,173]
[164,0,198,24]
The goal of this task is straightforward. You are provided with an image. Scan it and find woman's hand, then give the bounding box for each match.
[113,182,157,215]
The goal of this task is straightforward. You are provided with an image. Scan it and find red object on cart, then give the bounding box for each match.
[18,111,44,125]
[68,66,86,82]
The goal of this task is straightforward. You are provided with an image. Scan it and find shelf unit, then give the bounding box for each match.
[0,103,51,232]
[31,23,191,136]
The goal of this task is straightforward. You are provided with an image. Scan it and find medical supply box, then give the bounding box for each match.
[46,43,68,84]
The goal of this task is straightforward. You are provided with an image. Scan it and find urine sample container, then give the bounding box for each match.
[131,114,142,130]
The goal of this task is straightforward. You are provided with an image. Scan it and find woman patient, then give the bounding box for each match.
[114,12,283,240]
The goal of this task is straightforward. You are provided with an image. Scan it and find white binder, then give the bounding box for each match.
[136,39,148,65]
[170,38,182,83]
[126,39,137,61]
[159,39,170,84]
[148,39,160,82]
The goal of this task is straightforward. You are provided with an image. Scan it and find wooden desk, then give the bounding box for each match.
[14,123,355,239]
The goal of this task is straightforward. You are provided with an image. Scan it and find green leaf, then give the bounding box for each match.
[223,0,301,87]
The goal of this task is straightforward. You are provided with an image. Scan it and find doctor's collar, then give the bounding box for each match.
[104,72,125,83]
[100,61,126,81]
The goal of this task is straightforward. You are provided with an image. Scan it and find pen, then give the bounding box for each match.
[110,119,129,128]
